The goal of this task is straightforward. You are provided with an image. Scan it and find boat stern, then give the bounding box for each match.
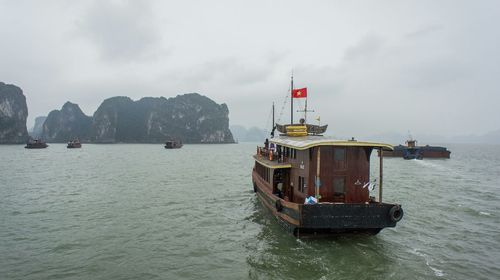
[297,202,403,235]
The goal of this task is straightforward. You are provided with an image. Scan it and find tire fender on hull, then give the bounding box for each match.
[389,205,403,222]
[275,199,283,212]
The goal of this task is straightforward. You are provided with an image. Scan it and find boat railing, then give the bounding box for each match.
[256,146,288,163]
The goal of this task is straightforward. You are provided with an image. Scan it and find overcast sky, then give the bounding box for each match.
[1,0,499,139]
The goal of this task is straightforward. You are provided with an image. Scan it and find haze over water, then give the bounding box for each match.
[1,143,499,279]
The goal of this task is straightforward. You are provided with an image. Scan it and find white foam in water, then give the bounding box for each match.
[410,248,445,277]
[479,211,492,216]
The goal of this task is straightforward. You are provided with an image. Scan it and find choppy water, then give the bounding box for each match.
[1,143,499,280]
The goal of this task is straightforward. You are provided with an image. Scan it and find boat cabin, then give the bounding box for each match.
[254,136,392,205]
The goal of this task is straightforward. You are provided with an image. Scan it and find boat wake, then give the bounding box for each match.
[409,248,445,277]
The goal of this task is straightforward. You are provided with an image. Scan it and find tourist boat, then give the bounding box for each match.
[165,140,183,149]
[67,139,82,149]
[25,138,48,149]
[252,77,403,236]
[379,138,450,159]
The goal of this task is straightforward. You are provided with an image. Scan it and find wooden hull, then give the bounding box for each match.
[164,145,182,149]
[67,144,82,148]
[25,144,48,149]
[252,170,402,236]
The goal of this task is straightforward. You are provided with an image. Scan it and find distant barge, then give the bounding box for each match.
[379,139,450,159]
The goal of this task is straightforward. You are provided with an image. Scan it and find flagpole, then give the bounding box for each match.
[290,74,294,125]
[305,96,308,123]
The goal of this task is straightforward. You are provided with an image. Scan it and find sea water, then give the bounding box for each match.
[1,143,499,279]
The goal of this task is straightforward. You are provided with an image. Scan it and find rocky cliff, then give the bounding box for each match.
[29,116,47,138]
[0,82,29,144]
[91,93,234,143]
[230,125,267,142]
[42,102,92,142]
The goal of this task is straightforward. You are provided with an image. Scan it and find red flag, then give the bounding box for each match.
[292,88,307,98]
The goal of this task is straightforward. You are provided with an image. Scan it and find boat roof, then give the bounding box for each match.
[270,135,393,151]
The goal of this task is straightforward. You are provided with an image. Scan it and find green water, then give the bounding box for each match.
[0,143,499,279]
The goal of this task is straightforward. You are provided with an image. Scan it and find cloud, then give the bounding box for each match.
[405,24,444,39]
[1,0,499,137]
[343,34,385,62]
[76,0,166,62]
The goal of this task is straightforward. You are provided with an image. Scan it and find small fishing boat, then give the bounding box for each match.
[252,76,403,236]
[25,139,48,149]
[165,140,183,149]
[67,139,82,148]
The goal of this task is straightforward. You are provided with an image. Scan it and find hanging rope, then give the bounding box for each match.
[263,105,273,135]
[276,85,290,124]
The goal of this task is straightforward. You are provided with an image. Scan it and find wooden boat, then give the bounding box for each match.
[252,77,403,236]
[67,139,82,148]
[25,139,48,149]
[164,140,183,149]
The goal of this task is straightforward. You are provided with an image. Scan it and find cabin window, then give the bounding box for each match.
[333,177,345,195]
[333,147,347,170]
[298,176,307,193]
[334,147,346,161]
[255,163,271,183]
[291,148,296,159]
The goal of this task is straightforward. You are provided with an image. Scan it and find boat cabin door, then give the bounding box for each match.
[273,169,290,200]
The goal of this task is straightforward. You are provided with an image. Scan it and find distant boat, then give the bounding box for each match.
[379,138,450,159]
[25,139,48,149]
[67,139,82,149]
[164,140,183,149]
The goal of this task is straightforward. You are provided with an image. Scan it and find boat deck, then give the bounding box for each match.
[253,155,291,169]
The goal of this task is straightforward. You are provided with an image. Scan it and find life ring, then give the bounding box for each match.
[275,199,283,212]
[389,205,403,222]
[269,151,273,161]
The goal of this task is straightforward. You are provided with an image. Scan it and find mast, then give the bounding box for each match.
[271,102,275,138]
[296,89,314,124]
[272,102,275,129]
[290,74,294,125]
